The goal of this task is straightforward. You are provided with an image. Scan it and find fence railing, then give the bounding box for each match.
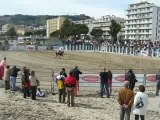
[64,44,160,58]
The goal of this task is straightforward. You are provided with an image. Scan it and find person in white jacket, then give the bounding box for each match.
[133,85,148,120]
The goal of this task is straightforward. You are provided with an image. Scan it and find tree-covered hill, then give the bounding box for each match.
[0,14,91,26]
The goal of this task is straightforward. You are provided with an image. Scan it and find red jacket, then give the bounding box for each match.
[24,81,31,88]
[65,75,76,86]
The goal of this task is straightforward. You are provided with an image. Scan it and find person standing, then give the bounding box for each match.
[0,57,7,80]
[4,65,10,90]
[29,71,38,100]
[56,75,65,103]
[73,65,82,96]
[65,70,76,107]
[133,85,148,120]
[118,81,134,120]
[10,66,21,91]
[156,71,160,96]
[125,69,137,90]
[23,69,30,98]
[100,68,109,98]
[60,68,67,78]
[108,70,112,96]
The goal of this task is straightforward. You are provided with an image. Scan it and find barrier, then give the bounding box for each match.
[64,44,160,58]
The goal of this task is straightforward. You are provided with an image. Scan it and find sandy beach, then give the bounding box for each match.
[0,87,159,120]
[0,51,160,120]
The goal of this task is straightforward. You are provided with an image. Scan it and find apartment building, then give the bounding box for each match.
[46,16,66,38]
[125,1,160,41]
[93,15,125,40]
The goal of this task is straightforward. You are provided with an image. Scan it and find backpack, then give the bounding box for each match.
[136,97,144,108]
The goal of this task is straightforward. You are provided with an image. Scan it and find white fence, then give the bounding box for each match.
[64,44,160,58]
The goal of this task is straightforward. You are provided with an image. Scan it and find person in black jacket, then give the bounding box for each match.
[100,68,110,98]
[10,66,21,91]
[125,69,137,90]
[73,65,82,96]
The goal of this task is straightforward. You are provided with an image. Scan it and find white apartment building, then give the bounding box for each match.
[94,15,125,40]
[125,1,160,41]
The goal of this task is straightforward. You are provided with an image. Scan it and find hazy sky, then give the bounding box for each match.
[0,0,159,18]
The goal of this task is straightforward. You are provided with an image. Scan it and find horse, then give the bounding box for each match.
[55,50,64,58]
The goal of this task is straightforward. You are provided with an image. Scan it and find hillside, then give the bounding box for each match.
[0,14,91,26]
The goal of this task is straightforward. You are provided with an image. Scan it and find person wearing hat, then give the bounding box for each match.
[118,81,134,120]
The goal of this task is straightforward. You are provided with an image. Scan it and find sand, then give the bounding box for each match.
[0,51,160,120]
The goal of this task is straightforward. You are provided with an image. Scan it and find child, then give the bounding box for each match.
[23,69,30,98]
[56,75,65,103]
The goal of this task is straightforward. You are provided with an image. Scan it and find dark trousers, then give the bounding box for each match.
[135,114,145,120]
[129,82,135,90]
[100,82,109,98]
[5,81,10,90]
[24,87,30,98]
[120,106,131,120]
[58,89,65,103]
[156,87,160,96]
[31,86,37,100]
[67,87,74,107]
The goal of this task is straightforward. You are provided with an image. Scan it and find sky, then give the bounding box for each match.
[0,0,160,18]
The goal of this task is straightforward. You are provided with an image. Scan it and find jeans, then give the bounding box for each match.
[10,76,16,91]
[120,106,131,120]
[31,86,37,100]
[135,115,145,120]
[100,82,109,98]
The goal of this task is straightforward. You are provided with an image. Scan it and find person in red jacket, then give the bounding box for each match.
[65,70,76,107]
[23,68,30,98]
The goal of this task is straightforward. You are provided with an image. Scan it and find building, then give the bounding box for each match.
[14,25,33,35]
[93,15,125,40]
[46,16,66,38]
[125,1,160,41]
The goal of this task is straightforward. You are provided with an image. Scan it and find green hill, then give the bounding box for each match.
[0,14,91,26]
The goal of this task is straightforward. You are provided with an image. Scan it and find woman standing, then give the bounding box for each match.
[29,71,38,100]
[0,57,6,80]
[133,85,148,120]
[108,70,112,95]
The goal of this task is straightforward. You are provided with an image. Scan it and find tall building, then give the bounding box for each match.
[94,15,125,40]
[46,16,66,38]
[125,1,160,41]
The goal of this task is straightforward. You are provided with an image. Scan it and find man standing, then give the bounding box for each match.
[118,81,134,120]
[10,66,21,91]
[4,65,10,90]
[125,69,137,90]
[73,65,82,96]
[156,71,160,96]
[99,68,109,98]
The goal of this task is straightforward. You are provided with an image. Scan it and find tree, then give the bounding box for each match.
[90,28,103,38]
[6,27,18,40]
[108,20,121,44]
[50,30,61,38]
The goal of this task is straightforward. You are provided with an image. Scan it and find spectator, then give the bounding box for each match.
[65,70,76,107]
[133,85,148,120]
[4,65,10,90]
[10,66,21,91]
[29,71,38,100]
[156,71,160,96]
[125,69,137,90]
[60,68,67,78]
[118,81,134,120]
[56,75,65,103]
[73,65,82,96]
[23,69,30,98]
[100,68,109,98]
[0,57,7,80]
[108,70,112,96]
